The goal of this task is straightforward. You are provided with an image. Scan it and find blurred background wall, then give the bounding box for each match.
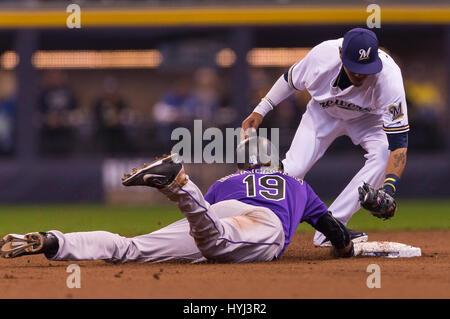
[0,0,449,203]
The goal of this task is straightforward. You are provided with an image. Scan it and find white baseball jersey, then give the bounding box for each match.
[286,38,409,134]
[252,37,409,246]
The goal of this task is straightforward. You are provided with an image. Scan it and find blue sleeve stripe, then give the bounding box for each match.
[283,70,289,82]
[387,132,408,150]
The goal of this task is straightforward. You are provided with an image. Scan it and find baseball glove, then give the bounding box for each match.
[358,182,397,220]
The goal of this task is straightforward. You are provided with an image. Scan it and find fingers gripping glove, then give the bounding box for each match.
[358,182,397,220]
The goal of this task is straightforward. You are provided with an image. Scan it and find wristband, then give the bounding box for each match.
[382,174,400,196]
[253,97,273,117]
[253,74,294,117]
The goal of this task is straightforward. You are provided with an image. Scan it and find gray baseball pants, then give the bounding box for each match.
[49,180,284,263]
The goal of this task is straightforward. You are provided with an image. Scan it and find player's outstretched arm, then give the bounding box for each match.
[358,131,408,220]
[241,75,295,139]
[313,212,354,258]
[385,147,407,179]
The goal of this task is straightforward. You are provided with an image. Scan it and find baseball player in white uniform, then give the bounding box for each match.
[242,28,409,246]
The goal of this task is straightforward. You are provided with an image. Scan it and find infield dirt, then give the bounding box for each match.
[1,230,448,299]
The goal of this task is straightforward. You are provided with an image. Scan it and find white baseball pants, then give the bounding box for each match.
[282,100,389,246]
[49,180,284,263]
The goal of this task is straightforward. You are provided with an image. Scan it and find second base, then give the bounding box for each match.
[353,241,421,258]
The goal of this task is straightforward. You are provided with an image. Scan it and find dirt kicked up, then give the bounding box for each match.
[0,230,448,299]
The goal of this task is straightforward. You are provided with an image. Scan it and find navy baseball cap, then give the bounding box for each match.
[341,28,382,75]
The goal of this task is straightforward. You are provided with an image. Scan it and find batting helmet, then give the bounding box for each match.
[236,135,280,171]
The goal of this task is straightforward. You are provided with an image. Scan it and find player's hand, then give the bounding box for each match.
[331,241,354,258]
[358,182,397,220]
[241,112,263,140]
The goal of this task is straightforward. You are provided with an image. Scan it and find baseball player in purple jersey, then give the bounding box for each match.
[0,137,353,263]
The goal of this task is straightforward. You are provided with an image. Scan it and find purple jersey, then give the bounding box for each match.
[204,169,328,256]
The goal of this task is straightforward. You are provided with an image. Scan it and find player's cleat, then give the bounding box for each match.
[318,228,368,247]
[0,232,59,258]
[121,153,187,189]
